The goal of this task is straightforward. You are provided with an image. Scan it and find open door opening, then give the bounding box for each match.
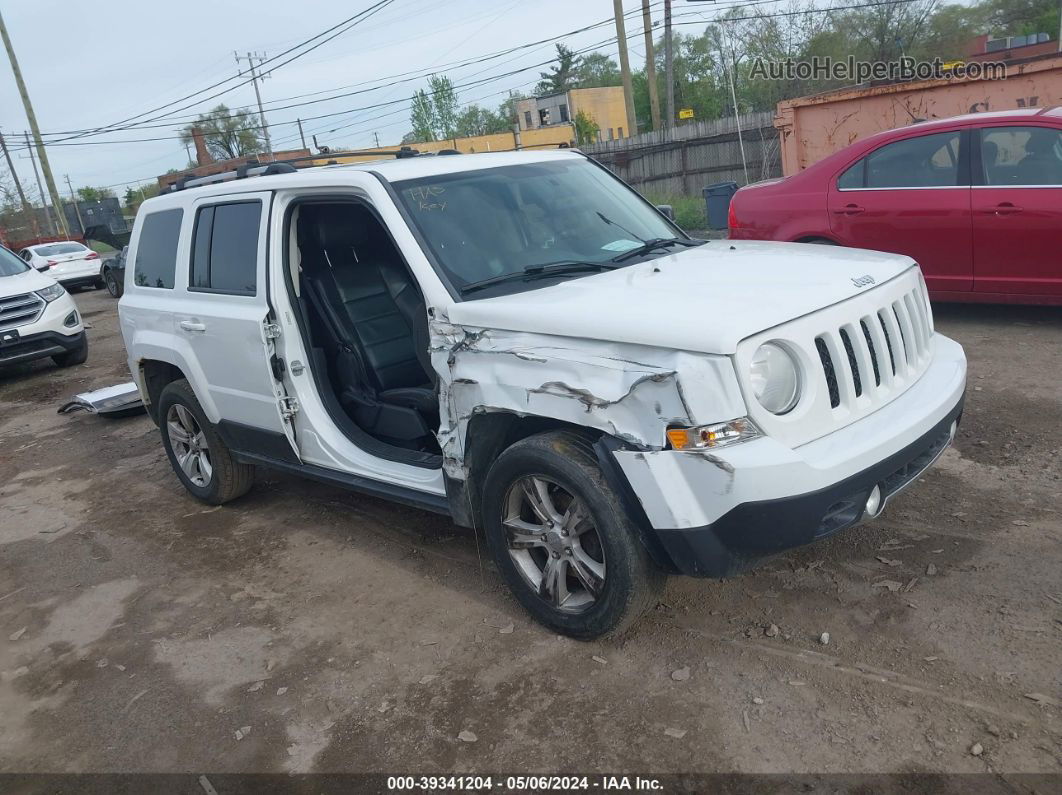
[286,199,442,468]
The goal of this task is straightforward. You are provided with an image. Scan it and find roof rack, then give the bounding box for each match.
[167,146,442,192]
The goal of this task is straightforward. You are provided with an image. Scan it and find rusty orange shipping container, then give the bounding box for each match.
[775,54,1062,175]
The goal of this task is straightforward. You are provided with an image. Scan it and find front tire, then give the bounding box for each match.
[481,431,664,639]
[157,379,255,505]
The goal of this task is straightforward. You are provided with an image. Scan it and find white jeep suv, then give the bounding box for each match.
[118,150,966,638]
[1,245,88,369]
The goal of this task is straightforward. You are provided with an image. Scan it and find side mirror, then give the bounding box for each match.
[655,204,675,221]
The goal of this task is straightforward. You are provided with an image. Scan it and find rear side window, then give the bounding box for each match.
[865,132,962,188]
[134,209,183,288]
[190,201,261,295]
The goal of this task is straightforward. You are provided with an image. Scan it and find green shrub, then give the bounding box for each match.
[643,193,706,231]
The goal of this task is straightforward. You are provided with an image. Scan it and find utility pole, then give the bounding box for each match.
[297,118,307,150]
[613,0,637,137]
[64,175,84,236]
[235,51,273,159]
[642,0,661,131]
[24,131,56,235]
[664,0,675,132]
[0,8,68,235]
[725,35,749,183]
[373,132,381,148]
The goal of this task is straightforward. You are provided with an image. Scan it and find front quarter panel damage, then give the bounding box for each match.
[430,314,747,479]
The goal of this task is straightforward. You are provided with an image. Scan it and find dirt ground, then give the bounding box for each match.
[0,288,1059,777]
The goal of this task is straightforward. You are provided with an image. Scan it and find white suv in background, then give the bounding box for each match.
[18,240,104,289]
[1,245,87,368]
[119,150,966,638]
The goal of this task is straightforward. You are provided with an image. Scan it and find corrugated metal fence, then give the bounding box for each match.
[583,111,781,196]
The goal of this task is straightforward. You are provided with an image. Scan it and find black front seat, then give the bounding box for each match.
[302,206,437,444]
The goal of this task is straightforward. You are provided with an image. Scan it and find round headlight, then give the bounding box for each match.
[749,342,800,414]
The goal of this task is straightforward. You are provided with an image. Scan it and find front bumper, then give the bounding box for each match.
[612,333,967,577]
[653,399,961,576]
[0,329,85,366]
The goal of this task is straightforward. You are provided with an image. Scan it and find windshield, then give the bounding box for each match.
[34,243,87,256]
[393,158,681,296]
[0,246,30,277]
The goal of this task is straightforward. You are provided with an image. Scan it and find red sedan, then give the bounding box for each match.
[729,108,1062,304]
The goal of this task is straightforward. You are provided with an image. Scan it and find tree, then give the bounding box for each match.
[179,104,263,161]
[573,110,600,146]
[575,52,622,88]
[428,75,459,140]
[454,105,509,137]
[76,186,115,202]
[537,44,578,94]
[409,90,437,142]
[122,183,160,212]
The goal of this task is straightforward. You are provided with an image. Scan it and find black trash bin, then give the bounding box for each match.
[702,181,739,230]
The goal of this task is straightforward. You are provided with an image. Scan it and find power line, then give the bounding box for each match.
[26,1,659,141]
[38,0,399,146]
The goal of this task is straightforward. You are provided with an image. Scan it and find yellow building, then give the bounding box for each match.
[515,86,629,142]
[303,125,575,167]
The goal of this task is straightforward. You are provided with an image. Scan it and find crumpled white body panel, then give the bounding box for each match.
[429,313,747,479]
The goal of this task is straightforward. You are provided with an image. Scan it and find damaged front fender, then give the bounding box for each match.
[430,313,747,480]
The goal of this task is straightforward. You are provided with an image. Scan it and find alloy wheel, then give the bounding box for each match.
[166,404,213,487]
[502,475,606,612]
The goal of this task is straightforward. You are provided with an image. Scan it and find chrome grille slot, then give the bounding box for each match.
[815,337,840,408]
[876,310,896,375]
[860,319,881,386]
[839,328,862,397]
[0,292,46,331]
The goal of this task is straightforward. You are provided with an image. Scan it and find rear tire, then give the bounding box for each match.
[103,268,122,298]
[157,379,255,505]
[52,335,88,367]
[481,430,664,639]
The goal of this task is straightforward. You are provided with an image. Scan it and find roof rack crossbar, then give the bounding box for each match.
[168,162,298,192]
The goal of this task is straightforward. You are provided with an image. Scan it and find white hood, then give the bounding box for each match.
[0,266,58,298]
[447,240,916,355]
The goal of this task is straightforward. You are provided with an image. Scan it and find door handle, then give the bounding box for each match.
[982,202,1023,215]
[833,204,865,216]
[178,320,206,333]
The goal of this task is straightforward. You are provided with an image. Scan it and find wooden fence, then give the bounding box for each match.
[582,111,781,196]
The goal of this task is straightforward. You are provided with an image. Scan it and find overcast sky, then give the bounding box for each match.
[0,0,724,197]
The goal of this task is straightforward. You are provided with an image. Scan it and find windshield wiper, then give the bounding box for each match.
[460,261,617,295]
[611,237,703,263]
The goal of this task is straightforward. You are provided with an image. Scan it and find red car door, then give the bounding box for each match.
[827,128,973,294]
[972,124,1062,297]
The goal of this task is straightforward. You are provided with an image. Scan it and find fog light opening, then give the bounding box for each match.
[63,311,78,328]
[949,420,958,441]
[865,485,883,518]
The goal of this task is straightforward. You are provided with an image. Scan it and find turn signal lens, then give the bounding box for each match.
[666,417,761,450]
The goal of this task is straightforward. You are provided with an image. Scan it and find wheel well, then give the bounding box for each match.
[139,360,186,423]
[448,413,600,529]
[796,236,839,245]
